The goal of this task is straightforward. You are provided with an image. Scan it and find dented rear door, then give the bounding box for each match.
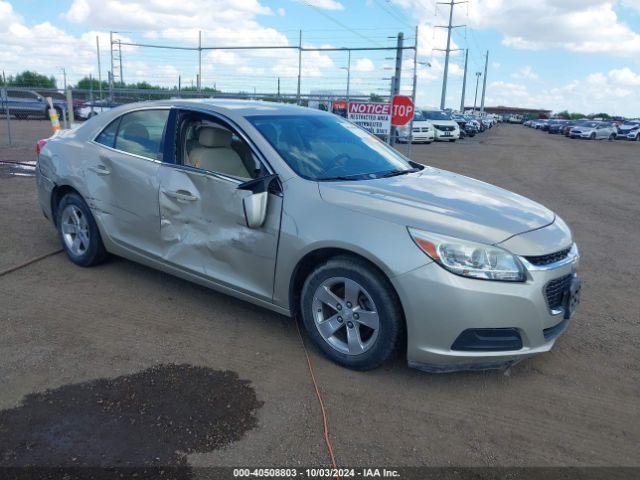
[158,164,283,301]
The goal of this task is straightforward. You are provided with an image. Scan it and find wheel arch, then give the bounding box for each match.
[50,184,82,226]
[288,247,406,328]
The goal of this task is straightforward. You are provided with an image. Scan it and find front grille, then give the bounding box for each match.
[544,274,573,310]
[525,247,571,266]
[412,128,420,132]
[435,125,454,131]
[421,127,430,132]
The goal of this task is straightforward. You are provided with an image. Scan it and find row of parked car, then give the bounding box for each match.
[396,109,498,144]
[0,88,118,121]
[524,118,640,141]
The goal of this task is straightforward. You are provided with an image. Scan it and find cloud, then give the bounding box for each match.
[393,1,640,58]
[466,0,640,57]
[353,58,375,72]
[485,67,640,116]
[293,0,344,10]
[511,66,539,81]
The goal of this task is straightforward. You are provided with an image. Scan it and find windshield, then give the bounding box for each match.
[413,110,427,121]
[247,114,413,181]
[421,110,451,121]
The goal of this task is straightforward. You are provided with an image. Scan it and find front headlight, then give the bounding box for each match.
[408,228,526,282]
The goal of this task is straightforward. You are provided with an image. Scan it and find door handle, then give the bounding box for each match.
[162,189,198,202]
[88,165,110,175]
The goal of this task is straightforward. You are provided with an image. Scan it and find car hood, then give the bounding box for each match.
[318,167,555,245]
[429,120,459,128]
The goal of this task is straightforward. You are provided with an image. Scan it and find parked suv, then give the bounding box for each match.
[1,88,67,119]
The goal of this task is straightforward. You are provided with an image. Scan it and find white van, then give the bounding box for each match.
[420,109,460,142]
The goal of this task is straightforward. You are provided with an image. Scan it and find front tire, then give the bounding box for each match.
[56,192,108,267]
[300,256,403,371]
[590,132,596,140]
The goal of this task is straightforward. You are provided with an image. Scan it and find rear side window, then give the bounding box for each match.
[95,118,120,148]
[114,110,169,160]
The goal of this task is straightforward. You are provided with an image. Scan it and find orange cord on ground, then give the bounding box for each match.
[295,319,339,472]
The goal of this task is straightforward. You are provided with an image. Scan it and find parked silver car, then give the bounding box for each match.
[35,100,581,372]
[570,121,616,140]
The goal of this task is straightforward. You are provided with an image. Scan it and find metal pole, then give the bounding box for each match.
[346,49,351,103]
[198,30,202,92]
[296,30,302,105]
[66,86,74,125]
[388,32,404,145]
[96,36,103,100]
[61,68,67,91]
[89,74,94,116]
[118,40,124,86]
[277,77,281,101]
[473,71,481,112]
[1,87,12,146]
[459,48,468,113]
[109,31,114,100]
[178,75,181,97]
[407,25,418,158]
[480,50,489,113]
[440,0,454,110]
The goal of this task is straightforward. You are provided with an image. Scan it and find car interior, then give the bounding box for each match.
[180,116,261,180]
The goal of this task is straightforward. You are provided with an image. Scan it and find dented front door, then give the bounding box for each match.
[158,165,283,301]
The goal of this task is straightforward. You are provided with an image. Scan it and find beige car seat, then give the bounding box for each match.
[188,127,250,178]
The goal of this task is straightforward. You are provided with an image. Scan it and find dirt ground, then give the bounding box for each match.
[0,122,639,473]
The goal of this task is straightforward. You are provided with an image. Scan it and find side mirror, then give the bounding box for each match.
[237,174,279,229]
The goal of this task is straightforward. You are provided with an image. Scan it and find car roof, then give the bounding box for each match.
[112,98,326,118]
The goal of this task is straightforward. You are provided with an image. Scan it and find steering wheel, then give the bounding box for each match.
[319,153,351,177]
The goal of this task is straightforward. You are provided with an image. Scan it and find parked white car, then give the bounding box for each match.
[396,111,435,144]
[569,121,616,140]
[77,100,116,120]
[615,120,640,141]
[420,109,460,142]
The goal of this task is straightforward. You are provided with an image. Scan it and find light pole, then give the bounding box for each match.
[473,71,482,113]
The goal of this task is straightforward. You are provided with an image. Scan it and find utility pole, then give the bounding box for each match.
[480,50,489,113]
[96,36,102,100]
[388,31,404,145]
[118,40,123,86]
[473,71,482,112]
[109,31,114,98]
[346,49,351,103]
[296,30,302,105]
[178,75,181,97]
[459,48,468,113]
[407,25,419,158]
[60,67,67,91]
[277,77,281,101]
[198,30,202,92]
[436,0,466,110]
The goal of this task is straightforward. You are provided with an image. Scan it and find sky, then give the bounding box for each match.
[2,0,640,116]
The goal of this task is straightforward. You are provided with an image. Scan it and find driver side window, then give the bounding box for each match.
[178,113,262,180]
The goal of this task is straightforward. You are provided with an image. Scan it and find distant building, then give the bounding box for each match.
[465,105,552,119]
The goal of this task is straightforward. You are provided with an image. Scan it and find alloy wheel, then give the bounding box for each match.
[60,204,90,256]
[311,277,380,355]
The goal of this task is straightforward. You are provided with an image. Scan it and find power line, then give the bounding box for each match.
[301,1,385,47]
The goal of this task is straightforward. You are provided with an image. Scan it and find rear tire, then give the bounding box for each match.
[300,256,403,371]
[56,192,108,267]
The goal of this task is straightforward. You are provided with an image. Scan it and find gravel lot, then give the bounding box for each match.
[1,122,638,472]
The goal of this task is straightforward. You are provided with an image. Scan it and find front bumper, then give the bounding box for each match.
[433,129,460,141]
[397,131,435,143]
[393,246,580,372]
[616,131,638,140]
